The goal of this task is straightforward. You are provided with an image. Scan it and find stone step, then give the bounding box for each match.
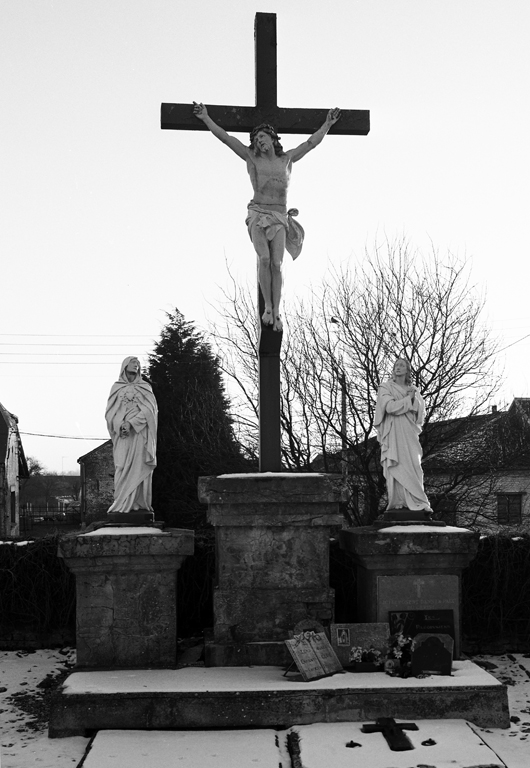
[49,661,509,738]
[82,729,288,768]
[80,721,507,768]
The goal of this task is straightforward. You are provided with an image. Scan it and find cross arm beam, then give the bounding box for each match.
[161,103,370,136]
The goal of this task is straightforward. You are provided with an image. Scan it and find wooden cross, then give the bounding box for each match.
[362,717,419,751]
[161,12,370,472]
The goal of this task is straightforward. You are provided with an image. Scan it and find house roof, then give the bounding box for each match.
[313,398,530,474]
[0,401,29,477]
[511,398,530,421]
[78,440,112,463]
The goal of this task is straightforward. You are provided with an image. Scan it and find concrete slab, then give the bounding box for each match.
[292,720,506,768]
[49,661,509,737]
[82,729,287,768]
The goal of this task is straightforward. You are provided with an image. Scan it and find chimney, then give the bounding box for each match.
[491,405,498,414]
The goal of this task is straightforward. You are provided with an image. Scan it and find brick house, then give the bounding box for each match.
[77,440,114,523]
[423,398,530,530]
[0,403,29,537]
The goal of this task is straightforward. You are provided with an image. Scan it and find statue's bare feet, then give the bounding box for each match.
[262,308,273,326]
[273,314,283,332]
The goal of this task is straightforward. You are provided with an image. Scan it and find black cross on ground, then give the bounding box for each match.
[362,717,419,751]
[161,12,370,471]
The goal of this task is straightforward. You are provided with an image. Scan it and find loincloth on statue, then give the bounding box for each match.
[245,202,304,260]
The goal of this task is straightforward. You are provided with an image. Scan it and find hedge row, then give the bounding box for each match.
[1,532,529,652]
[0,535,76,647]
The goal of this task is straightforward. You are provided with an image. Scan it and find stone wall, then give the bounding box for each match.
[79,441,114,522]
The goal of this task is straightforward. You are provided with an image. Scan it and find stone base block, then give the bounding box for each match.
[204,640,291,667]
[213,588,335,645]
[59,528,194,669]
[199,473,344,661]
[339,525,479,659]
[49,661,509,738]
[106,509,155,525]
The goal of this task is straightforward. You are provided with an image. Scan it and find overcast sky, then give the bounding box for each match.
[1,0,529,473]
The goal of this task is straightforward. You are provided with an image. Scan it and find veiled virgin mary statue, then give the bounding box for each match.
[105,356,158,515]
[374,357,431,512]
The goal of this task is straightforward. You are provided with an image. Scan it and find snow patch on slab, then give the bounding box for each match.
[292,720,504,768]
[217,472,324,478]
[378,524,471,533]
[63,660,501,695]
[82,527,165,536]
[83,729,285,768]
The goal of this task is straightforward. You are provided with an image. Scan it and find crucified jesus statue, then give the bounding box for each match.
[193,102,341,332]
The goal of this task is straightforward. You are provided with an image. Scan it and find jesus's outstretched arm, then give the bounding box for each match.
[193,102,249,160]
[288,108,341,163]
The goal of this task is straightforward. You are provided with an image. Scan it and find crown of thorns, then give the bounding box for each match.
[250,123,279,142]
[249,124,284,155]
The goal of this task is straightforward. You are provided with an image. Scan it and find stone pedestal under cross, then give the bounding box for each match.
[161,12,369,470]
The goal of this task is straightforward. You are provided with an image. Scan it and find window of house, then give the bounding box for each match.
[10,491,16,524]
[497,493,523,524]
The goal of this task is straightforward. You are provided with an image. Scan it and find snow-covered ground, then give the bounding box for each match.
[0,649,529,767]
[0,648,88,767]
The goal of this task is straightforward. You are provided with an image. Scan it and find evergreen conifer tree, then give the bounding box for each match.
[148,309,248,528]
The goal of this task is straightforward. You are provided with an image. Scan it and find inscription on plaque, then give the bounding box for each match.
[389,609,455,646]
[285,631,343,681]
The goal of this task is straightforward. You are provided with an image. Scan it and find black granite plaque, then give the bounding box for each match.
[389,610,455,656]
[410,633,453,676]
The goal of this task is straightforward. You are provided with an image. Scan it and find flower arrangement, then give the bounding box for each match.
[385,632,414,677]
[348,646,384,667]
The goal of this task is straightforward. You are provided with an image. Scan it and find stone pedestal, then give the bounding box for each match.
[59,527,194,669]
[198,473,344,666]
[339,525,479,658]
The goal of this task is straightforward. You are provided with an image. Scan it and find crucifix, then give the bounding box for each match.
[362,717,419,751]
[161,12,369,472]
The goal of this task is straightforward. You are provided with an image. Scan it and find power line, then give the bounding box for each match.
[0,360,124,365]
[0,359,214,365]
[0,343,155,347]
[497,332,530,354]
[20,432,108,440]
[0,333,155,338]
[0,352,146,362]
[0,353,145,357]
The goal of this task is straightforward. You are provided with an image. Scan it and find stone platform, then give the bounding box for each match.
[79,721,506,768]
[49,661,509,737]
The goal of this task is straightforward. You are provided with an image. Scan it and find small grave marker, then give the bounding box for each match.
[411,633,454,676]
[330,622,389,666]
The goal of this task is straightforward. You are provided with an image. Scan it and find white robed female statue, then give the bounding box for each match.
[105,356,158,514]
[374,357,431,512]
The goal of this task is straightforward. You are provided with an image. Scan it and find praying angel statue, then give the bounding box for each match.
[193,102,341,332]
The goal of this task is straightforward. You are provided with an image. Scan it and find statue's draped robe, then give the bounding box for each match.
[245,202,305,260]
[105,358,158,514]
[374,380,431,512]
